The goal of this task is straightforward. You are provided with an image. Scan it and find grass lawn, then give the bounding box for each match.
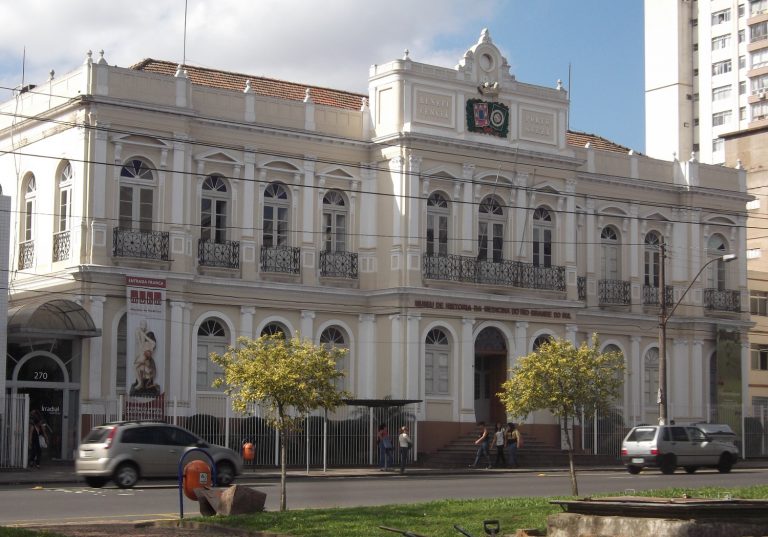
[2,485,767,537]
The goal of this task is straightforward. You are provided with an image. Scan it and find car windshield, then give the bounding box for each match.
[626,427,656,442]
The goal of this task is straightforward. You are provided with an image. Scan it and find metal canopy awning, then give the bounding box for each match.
[7,299,102,340]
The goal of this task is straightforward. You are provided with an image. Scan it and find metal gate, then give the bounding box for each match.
[0,393,29,469]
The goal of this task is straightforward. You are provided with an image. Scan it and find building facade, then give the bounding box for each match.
[645,0,768,164]
[0,30,751,459]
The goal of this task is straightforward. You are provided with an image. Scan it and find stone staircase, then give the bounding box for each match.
[420,431,618,468]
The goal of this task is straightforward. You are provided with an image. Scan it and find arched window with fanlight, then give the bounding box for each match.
[201,175,229,244]
[426,192,449,257]
[322,190,347,253]
[425,328,450,396]
[320,326,349,391]
[54,161,73,261]
[644,231,662,287]
[197,318,228,392]
[19,173,36,269]
[644,347,659,408]
[532,334,553,351]
[601,226,620,280]
[119,159,154,232]
[532,206,553,267]
[260,321,290,339]
[263,182,289,247]
[478,195,504,262]
[706,234,730,291]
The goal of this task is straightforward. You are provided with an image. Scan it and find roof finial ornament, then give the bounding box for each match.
[360,97,369,111]
[672,151,678,161]
[304,88,313,103]
[48,69,55,82]
[628,149,634,156]
[403,48,410,60]
[690,151,697,163]
[736,159,744,169]
[97,50,108,65]
[556,79,564,91]
[585,142,591,149]
[479,28,492,44]
[85,50,93,65]
[175,64,188,78]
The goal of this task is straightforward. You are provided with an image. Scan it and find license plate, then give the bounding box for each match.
[631,458,644,464]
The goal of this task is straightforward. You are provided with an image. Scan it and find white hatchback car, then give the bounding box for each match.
[620,424,738,475]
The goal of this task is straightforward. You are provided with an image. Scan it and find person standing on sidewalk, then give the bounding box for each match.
[493,422,506,468]
[398,426,412,474]
[377,423,394,471]
[505,422,522,467]
[470,422,491,469]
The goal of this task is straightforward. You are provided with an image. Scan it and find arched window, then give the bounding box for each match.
[116,314,127,393]
[201,175,229,243]
[478,196,504,262]
[532,207,553,267]
[601,226,620,280]
[261,321,289,338]
[707,234,730,290]
[57,161,73,234]
[119,159,154,232]
[603,344,624,407]
[644,348,659,406]
[425,328,450,395]
[426,192,449,257]
[644,231,662,287]
[533,334,553,351]
[23,173,36,242]
[320,326,349,391]
[263,182,289,247]
[322,190,347,252]
[197,319,228,391]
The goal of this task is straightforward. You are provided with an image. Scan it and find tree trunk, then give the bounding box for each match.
[562,415,579,496]
[279,423,287,511]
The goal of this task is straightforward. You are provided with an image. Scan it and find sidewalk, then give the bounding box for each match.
[2,458,767,487]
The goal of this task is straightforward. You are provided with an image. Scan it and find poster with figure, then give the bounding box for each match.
[126,277,166,399]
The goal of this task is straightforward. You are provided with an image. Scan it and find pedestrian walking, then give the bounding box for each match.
[505,422,522,467]
[377,423,394,471]
[470,421,491,469]
[398,426,412,474]
[28,410,49,469]
[493,422,506,467]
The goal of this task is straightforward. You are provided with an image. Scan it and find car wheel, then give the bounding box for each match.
[84,476,108,488]
[627,465,641,475]
[717,454,733,474]
[684,466,698,474]
[114,463,139,488]
[215,461,236,486]
[660,455,676,474]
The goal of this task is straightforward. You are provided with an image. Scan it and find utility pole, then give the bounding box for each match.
[658,242,668,425]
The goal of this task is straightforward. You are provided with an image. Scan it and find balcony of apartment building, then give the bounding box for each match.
[18,240,34,270]
[597,278,632,306]
[52,231,70,262]
[260,244,301,275]
[112,227,170,262]
[198,238,240,270]
[642,285,674,307]
[704,287,741,313]
[422,252,566,292]
[319,249,358,279]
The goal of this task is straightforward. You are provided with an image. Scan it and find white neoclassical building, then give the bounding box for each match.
[0,30,752,459]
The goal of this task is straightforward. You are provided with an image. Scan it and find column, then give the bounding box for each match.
[564,179,576,264]
[406,155,422,248]
[357,314,376,398]
[390,314,404,398]
[741,339,750,426]
[239,306,255,340]
[629,203,639,279]
[461,165,475,253]
[300,310,315,341]
[169,301,186,402]
[87,296,106,399]
[302,158,316,244]
[390,157,404,248]
[671,338,689,417]
[514,173,529,258]
[629,336,642,423]
[359,165,377,250]
[460,317,475,422]
[181,304,192,402]
[565,324,578,346]
[691,339,704,415]
[405,314,421,401]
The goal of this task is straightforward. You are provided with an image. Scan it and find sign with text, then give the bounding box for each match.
[126,277,166,400]
[414,300,572,319]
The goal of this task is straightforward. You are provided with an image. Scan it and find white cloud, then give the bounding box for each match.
[0,0,499,98]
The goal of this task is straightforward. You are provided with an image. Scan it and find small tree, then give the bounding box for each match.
[211,333,349,511]
[498,334,623,496]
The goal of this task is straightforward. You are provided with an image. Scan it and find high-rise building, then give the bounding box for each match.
[645,0,768,164]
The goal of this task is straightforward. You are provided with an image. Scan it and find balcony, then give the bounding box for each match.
[53,231,70,262]
[704,289,741,312]
[319,250,358,279]
[112,227,169,260]
[260,245,300,274]
[423,253,565,291]
[577,276,586,301]
[642,285,674,306]
[198,239,240,269]
[598,279,631,305]
[18,240,34,269]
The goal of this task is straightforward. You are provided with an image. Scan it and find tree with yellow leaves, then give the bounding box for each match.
[211,333,349,511]
[498,334,623,496]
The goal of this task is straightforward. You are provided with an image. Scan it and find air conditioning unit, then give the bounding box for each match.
[760,91,768,100]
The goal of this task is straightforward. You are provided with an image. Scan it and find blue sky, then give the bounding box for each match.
[0,0,645,152]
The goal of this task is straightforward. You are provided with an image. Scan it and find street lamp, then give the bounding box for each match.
[657,243,737,425]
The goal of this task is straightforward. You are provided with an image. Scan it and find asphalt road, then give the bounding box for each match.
[3,468,767,526]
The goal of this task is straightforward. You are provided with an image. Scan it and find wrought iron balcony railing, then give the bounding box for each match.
[112,227,169,261]
[198,239,240,269]
[598,279,631,305]
[577,276,586,301]
[642,285,674,306]
[704,288,741,312]
[18,240,34,269]
[53,231,70,262]
[260,245,300,274]
[423,253,565,291]
[319,250,358,279]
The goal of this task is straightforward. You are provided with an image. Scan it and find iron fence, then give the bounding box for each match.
[112,227,170,260]
[704,289,741,312]
[53,231,70,262]
[0,393,29,469]
[423,253,565,291]
[319,250,358,279]
[260,245,301,274]
[198,239,240,269]
[18,240,34,270]
[642,285,674,306]
[598,279,631,305]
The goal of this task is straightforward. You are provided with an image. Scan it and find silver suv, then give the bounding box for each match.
[620,424,738,475]
[76,421,243,488]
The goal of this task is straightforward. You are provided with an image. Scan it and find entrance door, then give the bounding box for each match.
[474,327,508,425]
